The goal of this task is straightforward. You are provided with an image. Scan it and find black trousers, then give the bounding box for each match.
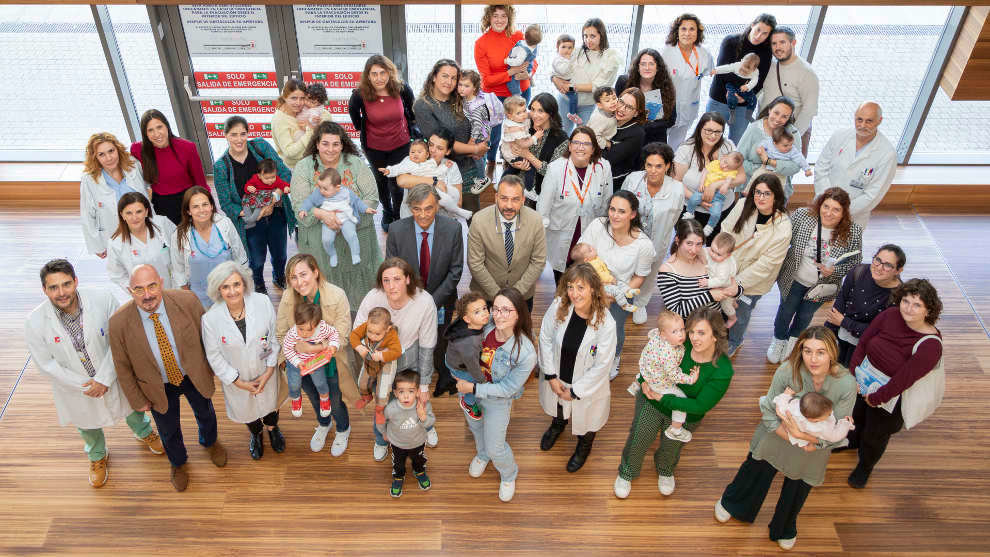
[391,443,427,478]
[720,453,813,541]
[246,411,279,434]
[365,143,410,230]
[150,375,219,467]
[151,190,187,226]
[848,395,903,477]
[433,319,453,387]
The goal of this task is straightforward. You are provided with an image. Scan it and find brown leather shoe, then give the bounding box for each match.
[88,453,109,488]
[206,441,227,467]
[170,464,189,492]
[139,431,164,455]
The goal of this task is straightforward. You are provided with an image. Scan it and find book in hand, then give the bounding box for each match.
[300,348,333,376]
[854,359,899,414]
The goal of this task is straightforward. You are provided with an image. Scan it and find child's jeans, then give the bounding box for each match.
[321,220,360,266]
[725,83,757,110]
[565,89,579,115]
[686,189,728,227]
[449,365,479,406]
[287,360,330,399]
[506,52,536,96]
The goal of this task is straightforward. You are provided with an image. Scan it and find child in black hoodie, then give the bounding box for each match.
[443,291,490,420]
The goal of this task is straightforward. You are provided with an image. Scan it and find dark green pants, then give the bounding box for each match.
[618,391,701,480]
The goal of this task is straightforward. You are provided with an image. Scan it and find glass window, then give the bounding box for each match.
[913,89,990,164]
[405,5,455,93]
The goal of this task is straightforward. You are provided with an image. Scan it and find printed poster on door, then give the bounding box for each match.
[180,5,273,57]
[294,5,383,57]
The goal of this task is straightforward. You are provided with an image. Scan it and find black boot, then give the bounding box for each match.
[249,430,264,460]
[540,417,567,451]
[433,378,458,397]
[566,431,596,473]
[268,426,286,453]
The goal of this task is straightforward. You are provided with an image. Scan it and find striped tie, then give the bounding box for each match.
[149,313,183,386]
[504,221,514,266]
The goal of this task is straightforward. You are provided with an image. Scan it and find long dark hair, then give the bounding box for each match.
[755,96,796,125]
[665,13,705,47]
[305,121,361,168]
[175,186,215,252]
[686,112,728,171]
[493,287,535,363]
[579,18,609,62]
[732,173,787,234]
[670,218,705,256]
[812,187,854,247]
[530,93,564,137]
[736,13,777,58]
[419,59,465,121]
[686,306,729,366]
[359,54,403,102]
[138,109,177,184]
[605,190,644,240]
[625,49,675,121]
[111,191,159,244]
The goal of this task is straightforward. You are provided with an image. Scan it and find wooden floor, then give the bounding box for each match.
[1,207,989,556]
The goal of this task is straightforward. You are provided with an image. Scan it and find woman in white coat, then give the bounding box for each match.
[539,263,616,473]
[660,14,714,149]
[106,191,176,296]
[81,132,150,258]
[537,126,613,285]
[25,260,162,487]
[621,142,686,324]
[171,186,248,309]
[201,261,283,460]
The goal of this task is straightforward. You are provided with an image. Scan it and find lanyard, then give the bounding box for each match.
[192,224,230,259]
[680,46,700,76]
[560,160,596,204]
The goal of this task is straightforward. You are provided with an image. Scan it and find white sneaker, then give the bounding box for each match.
[310,424,331,452]
[664,426,693,443]
[498,479,516,502]
[766,338,787,364]
[703,224,714,237]
[524,188,539,202]
[626,381,641,396]
[714,499,731,523]
[778,537,796,550]
[658,474,675,496]
[784,337,799,360]
[373,443,389,462]
[453,206,474,220]
[681,211,695,220]
[470,177,492,195]
[330,427,350,457]
[632,306,647,324]
[469,456,489,478]
[426,427,439,448]
[613,476,631,499]
[609,356,621,381]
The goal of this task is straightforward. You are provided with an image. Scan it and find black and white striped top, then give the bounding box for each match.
[658,271,719,319]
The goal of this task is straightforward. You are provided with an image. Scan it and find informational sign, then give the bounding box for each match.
[180,5,272,57]
[201,100,277,114]
[304,72,361,90]
[206,121,359,140]
[195,71,278,89]
[294,5,383,57]
[325,100,350,115]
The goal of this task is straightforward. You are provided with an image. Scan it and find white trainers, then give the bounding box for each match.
[784,337,799,360]
[778,537,796,550]
[703,224,714,237]
[470,177,493,195]
[524,188,539,202]
[330,427,350,457]
[632,306,647,324]
[766,338,787,364]
[609,356,621,381]
[373,443,389,462]
[658,474,675,496]
[681,211,695,220]
[714,499,731,523]
[469,456,489,478]
[498,479,516,502]
[664,426,693,443]
[613,475,631,499]
[310,424,331,452]
[626,381,641,396]
[426,427,439,448]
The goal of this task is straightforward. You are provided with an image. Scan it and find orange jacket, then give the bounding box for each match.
[474,29,538,97]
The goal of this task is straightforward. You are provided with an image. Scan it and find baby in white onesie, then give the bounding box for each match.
[770,388,854,447]
[698,232,738,328]
[380,139,473,221]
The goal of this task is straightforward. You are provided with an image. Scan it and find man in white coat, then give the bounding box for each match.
[813,101,897,228]
[757,26,819,157]
[25,259,163,487]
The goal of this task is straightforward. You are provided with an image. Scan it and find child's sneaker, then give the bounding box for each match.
[354,394,373,410]
[703,224,714,237]
[291,396,303,418]
[621,303,637,313]
[389,477,403,498]
[460,397,482,421]
[319,396,331,418]
[374,405,386,426]
[567,113,583,125]
[681,211,695,220]
[470,176,492,195]
[664,426,693,443]
[627,381,641,396]
[415,471,431,491]
[524,187,539,202]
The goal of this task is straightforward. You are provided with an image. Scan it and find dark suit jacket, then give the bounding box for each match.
[109,290,215,413]
[386,214,463,322]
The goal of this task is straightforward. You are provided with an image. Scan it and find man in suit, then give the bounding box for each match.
[386,184,464,396]
[109,264,226,492]
[468,174,547,310]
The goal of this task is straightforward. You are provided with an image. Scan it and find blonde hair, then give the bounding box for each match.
[657,310,682,332]
[503,95,527,113]
[481,5,516,36]
[84,132,135,180]
[712,232,736,252]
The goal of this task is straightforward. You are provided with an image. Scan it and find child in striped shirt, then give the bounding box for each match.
[282,302,339,418]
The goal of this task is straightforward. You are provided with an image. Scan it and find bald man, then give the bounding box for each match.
[109,264,225,491]
[813,102,897,228]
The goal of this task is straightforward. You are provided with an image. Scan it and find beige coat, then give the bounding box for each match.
[467,204,547,301]
[719,202,792,297]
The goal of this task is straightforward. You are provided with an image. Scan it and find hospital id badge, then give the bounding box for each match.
[738,295,752,306]
[258,341,273,361]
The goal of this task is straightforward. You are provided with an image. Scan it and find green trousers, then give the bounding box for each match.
[77,411,153,462]
[618,391,702,480]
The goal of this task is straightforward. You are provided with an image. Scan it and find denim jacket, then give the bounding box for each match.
[474,323,537,401]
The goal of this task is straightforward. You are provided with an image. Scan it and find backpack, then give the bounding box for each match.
[479,91,505,128]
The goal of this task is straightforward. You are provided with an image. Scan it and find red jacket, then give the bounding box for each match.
[474,29,537,97]
[246,173,290,194]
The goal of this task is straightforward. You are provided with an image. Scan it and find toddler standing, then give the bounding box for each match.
[682,151,744,237]
[350,307,402,426]
[384,370,435,497]
[551,34,581,125]
[711,53,761,123]
[770,388,855,447]
[282,302,339,418]
[632,311,699,442]
[698,232,739,328]
[240,159,290,229]
[443,292,490,421]
[298,167,376,267]
[505,24,542,96]
[458,70,497,194]
[586,86,619,147]
[570,242,639,313]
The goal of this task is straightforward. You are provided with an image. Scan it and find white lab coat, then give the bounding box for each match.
[661,44,715,131]
[80,164,149,256]
[537,157,613,272]
[621,172,685,306]
[106,214,176,294]
[24,288,133,429]
[538,299,616,435]
[813,128,897,228]
[201,292,280,423]
[170,214,248,287]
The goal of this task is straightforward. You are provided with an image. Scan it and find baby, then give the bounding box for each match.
[379,139,473,221]
[298,167,376,267]
[282,302,339,419]
[757,126,813,177]
[570,242,639,313]
[458,70,496,194]
[586,86,619,147]
[712,53,761,124]
[443,291,491,421]
[294,83,328,139]
[682,151,743,237]
[504,24,542,96]
[631,311,698,442]
[240,159,290,229]
[771,388,854,447]
[499,96,533,168]
[384,370,435,497]
[552,34,581,125]
[698,232,739,328]
[350,306,402,426]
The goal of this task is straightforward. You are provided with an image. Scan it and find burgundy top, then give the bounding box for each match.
[850,306,942,405]
[364,95,409,152]
[130,137,208,196]
[479,329,507,382]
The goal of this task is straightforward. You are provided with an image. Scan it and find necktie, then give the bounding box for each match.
[149,313,183,386]
[504,221,514,266]
[419,231,430,285]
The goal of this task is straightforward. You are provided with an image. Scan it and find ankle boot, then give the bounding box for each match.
[566,431,596,473]
[540,417,567,451]
[249,430,264,460]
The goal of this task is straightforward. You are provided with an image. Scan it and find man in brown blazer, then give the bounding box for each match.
[109,264,226,491]
[468,174,547,310]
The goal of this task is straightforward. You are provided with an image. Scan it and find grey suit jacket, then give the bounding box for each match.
[467,205,547,301]
[386,214,463,322]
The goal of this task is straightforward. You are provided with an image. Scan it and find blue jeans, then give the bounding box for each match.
[706,97,752,146]
[686,189,727,227]
[558,95,595,135]
[322,220,360,266]
[773,283,824,341]
[450,365,479,406]
[298,360,349,430]
[725,83,757,111]
[150,375,219,467]
[466,397,517,482]
[286,360,330,399]
[246,208,287,289]
[608,302,631,359]
[487,88,532,163]
[564,90,579,115]
[727,293,763,354]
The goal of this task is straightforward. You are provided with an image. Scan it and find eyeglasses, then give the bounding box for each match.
[872,256,896,271]
[570,140,593,148]
[491,306,516,316]
[130,282,161,296]
[753,189,773,199]
[617,100,636,111]
[701,128,723,136]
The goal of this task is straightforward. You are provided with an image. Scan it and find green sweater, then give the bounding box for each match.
[639,339,734,423]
